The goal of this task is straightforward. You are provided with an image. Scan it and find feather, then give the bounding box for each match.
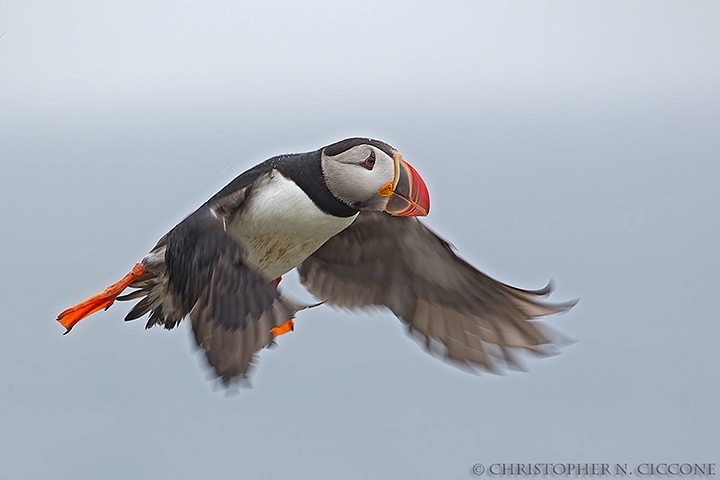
[299,212,576,374]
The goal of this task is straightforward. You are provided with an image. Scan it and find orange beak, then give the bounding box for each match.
[383,153,430,217]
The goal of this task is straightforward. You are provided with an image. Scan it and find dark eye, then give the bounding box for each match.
[361,150,376,170]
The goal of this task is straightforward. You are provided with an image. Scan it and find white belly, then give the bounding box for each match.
[226,170,357,280]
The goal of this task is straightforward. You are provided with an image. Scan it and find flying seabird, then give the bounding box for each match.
[57,138,576,385]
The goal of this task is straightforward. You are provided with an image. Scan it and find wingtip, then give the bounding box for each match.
[559,297,580,312]
[531,279,555,296]
[279,291,326,313]
[510,279,556,297]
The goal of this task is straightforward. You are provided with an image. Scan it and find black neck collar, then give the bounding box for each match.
[272,150,359,218]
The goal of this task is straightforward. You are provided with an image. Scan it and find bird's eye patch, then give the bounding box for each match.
[361,150,376,170]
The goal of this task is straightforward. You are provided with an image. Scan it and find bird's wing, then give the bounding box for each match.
[162,187,303,384]
[298,212,576,372]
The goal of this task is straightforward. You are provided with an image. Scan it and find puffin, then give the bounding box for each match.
[57,137,576,385]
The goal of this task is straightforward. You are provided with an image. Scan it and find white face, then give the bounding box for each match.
[320,145,396,212]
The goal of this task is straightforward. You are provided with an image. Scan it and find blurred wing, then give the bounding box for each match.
[298,212,576,372]
[164,192,302,384]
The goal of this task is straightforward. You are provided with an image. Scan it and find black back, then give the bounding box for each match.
[205,147,358,218]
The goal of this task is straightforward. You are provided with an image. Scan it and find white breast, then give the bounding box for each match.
[225,170,358,280]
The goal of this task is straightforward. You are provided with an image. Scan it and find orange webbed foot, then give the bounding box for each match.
[270,319,294,338]
[57,263,146,334]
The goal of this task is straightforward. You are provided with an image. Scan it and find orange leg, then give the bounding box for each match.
[57,263,146,334]
[268,276,294,337]
[270,319,294,338]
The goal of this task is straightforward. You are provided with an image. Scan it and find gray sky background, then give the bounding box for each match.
[1,2,719,479]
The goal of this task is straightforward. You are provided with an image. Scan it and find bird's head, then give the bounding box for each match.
[320,138,430,216]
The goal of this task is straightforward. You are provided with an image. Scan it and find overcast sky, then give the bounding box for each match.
[1,2,719,479]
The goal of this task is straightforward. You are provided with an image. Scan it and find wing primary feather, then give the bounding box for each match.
[298,212,577,375]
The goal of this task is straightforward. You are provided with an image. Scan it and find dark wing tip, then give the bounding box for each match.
[508,279,554,297]
[532,279,554,296]
[519,279,579,313]
[555,297,580,312]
